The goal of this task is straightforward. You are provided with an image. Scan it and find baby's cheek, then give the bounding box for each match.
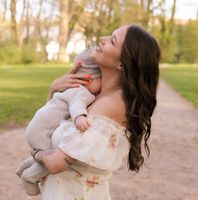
[87,79,101,95]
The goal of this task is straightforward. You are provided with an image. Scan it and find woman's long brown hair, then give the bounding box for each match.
[120,25,161,172]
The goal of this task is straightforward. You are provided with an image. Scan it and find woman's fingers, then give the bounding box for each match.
[51,70,92,92]
[59,83,78,90]
[69,78,91,86]
[53,79,90,92]
[69,73,92,80]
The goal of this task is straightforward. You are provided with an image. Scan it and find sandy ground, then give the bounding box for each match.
[0,80,198,200]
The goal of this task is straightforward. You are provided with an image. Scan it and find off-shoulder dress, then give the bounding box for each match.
[40,114,129,200]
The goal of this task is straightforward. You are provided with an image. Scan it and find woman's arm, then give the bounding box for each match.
[33,149,75,173]
[47,62,92,100]
[35,93,125,173]
[37,63,92,172]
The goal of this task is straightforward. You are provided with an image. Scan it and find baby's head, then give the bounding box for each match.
[75,48,102,95]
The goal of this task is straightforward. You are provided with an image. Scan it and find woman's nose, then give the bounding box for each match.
[99,37,105,45]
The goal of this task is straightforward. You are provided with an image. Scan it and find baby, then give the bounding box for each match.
[16,47,101,196]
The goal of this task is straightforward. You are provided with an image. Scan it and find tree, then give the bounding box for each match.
[0,0,7,21]
[79,0,121,44]
[58,0,69,61]
[156,0,178,62]
[176,20,198,63]
[140,0,153,28]
[10,0,18,44]
[58,0,86,62]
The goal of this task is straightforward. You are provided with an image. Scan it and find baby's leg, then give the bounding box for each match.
[26,109,54,150]
[20,161,49,196]
[26,92,70,150]
[16,156,35,178]
[22,161,49,183]
[19,178,40,196]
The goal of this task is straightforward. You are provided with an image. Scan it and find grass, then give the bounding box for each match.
[0,63,198,130]
[160,64,198,108]
[0,63,72,130]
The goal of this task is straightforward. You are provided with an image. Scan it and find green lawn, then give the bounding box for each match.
[0,63,72,130]
[160,64,198,108]
[0,63,197,130]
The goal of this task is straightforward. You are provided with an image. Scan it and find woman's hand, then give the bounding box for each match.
[52,62,92,91]
[47,62,92,100]
[33,149,75,174]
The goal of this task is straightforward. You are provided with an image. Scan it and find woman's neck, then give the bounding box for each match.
[98,68,121,97]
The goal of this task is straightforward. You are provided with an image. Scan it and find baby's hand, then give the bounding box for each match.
[75,115,90,132]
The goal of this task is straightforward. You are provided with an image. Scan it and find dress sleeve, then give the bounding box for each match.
[58,116,129,171]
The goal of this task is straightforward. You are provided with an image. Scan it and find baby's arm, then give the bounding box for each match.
[66,85,95,130]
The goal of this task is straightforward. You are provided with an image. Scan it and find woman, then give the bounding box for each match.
[35,24,160,199]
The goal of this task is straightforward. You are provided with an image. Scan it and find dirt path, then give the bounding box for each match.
[0,80,198,200]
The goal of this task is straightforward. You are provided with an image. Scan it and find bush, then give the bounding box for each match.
[21,44,37,64]
[0,42,21,64]
[0,42,40,65]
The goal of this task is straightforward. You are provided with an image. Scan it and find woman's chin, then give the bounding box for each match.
[91,52,101,64]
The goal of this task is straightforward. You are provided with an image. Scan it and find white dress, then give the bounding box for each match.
[40,115,129,200]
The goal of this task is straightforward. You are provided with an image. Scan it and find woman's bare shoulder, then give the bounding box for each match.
[88,90,126,124]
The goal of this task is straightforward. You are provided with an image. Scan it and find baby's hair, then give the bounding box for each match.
[75,46,101,79]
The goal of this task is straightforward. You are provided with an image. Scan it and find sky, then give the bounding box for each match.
[2,0,198,21]
[166,0,198,20]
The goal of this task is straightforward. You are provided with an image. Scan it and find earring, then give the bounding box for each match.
[118,64,122,70]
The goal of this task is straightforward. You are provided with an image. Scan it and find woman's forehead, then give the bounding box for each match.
[113,25,129,44]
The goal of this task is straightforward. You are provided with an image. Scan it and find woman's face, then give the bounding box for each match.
[92,25,129,69]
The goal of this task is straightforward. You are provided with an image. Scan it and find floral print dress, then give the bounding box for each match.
[40,115,129,200]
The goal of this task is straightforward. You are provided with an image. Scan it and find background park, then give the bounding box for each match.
[0,0,198,200]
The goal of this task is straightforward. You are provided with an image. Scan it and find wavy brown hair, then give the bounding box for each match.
[120,25,161,172]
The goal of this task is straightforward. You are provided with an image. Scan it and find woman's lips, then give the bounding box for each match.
[96,45,102,52]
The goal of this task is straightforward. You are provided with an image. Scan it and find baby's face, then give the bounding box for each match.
[86,78,101,95]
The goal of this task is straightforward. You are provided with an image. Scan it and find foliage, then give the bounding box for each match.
[0,42,40,64]
[0,0,198,64]
[0,42,21,64]
[161,64,198,108]
[175,21,198,63]
[161,32,179,63]
[21,44,37,64]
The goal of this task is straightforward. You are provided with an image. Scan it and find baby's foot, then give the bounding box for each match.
[22,163,49,183]
[19,178,40,196]
[16,157,35,178]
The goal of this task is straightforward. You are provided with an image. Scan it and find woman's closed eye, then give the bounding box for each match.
[111,37,114,45]
[111,35,117,46]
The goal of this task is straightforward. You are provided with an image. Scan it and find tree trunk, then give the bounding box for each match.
[2,0,7,20]
[10,0,18,44]
[169,0,176,34]
[58,0,69,62]
[143,0,153,28]
[24,0,30,44]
